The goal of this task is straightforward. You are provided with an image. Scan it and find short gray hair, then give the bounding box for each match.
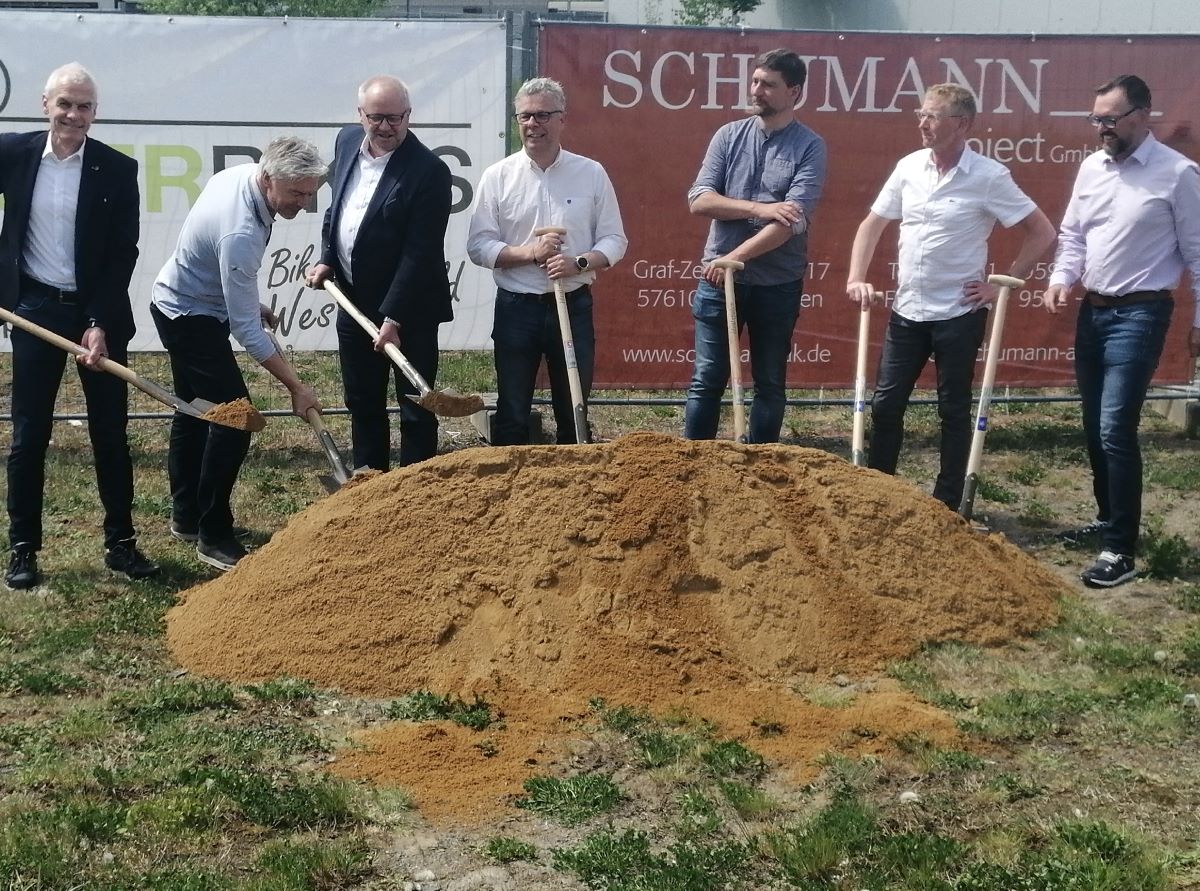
[45,62,96,99]
[357,75,409,107]
[515,77,566,111]
[260,136,327,181]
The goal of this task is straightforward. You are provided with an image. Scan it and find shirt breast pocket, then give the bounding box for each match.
[761,158,796,198]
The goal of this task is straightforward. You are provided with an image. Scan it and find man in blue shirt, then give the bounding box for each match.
[684,48,827,443]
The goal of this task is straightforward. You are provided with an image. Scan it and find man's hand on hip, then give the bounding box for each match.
[962,279,999,310]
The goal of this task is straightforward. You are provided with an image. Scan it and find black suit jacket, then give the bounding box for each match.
[321,126,453,327]
[0,130,140,343]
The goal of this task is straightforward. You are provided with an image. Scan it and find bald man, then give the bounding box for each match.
[307,75,453,469]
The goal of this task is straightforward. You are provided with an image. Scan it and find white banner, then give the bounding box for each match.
[0,12,508,350]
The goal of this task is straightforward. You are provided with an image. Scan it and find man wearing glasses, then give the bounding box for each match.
[1046,74,1200,588]
[467,77,627,445]
[846,83,1054,510]
[307,75,452,468]
[684,49,826,444]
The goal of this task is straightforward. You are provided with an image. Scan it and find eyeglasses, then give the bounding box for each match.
[914,110,964,123]
[362,110,411,126]
[1086,107,1141,128]
[514,110,563,124]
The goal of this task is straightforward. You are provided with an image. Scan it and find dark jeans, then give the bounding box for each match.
[7,292,135,551]
[1075,299,1173,557]
[151,304,251,545]
[869,308,988,509]
[491,286,595,446]
[336,309,439,470]
[683,278,801,443]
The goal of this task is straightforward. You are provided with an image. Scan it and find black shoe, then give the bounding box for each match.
[196,537,248,572]
[1058,518,1110,545]
[5,545,40,591]
[1080,551,1137,588]
[105,540,160,580]
[171,520,249,543]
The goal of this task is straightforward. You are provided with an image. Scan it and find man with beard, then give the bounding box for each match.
[683,48,826,443]
[1046,74,1200,588]
[846,83,1055,510]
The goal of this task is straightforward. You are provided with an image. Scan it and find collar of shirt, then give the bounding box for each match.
[1104,130,1157,169]
[357,137,395,167]
[921,144,976,179]
[41,132,86,164]
[248,168,276,228]
[522,147,563,171]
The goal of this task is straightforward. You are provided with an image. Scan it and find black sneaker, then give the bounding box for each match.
[5,545,39,591]
[1080,551,1137,588]
[105,540,160,580]
[171,521,249,543]
[197,537,248,572]
[1058,518,1110,545]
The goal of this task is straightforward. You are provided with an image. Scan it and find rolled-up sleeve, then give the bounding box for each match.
[218,233,274,362]
[687,128,728,206]
[591,167,627,267]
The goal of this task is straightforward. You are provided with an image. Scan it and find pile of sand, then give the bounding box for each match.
[167,432,1066,820]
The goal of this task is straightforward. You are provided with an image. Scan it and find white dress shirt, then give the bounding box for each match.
[873,146,1036,322]
[466,147,627,294]
[335,138,394,285]
[23,133,85,291]
[1050,132,1200,327]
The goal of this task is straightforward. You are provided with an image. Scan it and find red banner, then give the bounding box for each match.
[539,24,1200,388]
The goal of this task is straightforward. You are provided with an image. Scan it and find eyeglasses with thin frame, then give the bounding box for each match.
[362,110,411,126]
[914,110,964,124]
[514,110,564,124]
[1086,107,1141,128]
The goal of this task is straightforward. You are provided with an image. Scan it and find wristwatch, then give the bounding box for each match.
[575,255,590,271]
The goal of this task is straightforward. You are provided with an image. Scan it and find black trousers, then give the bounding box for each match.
[6,290,135,551]
[868,308,988,509]
[336,309,439,470]
[151,304,251,544]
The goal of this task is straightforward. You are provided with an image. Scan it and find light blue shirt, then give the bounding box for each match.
[688,116,826,286]
[151,164,276,362]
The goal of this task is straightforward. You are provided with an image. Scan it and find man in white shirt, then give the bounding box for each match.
[1046,74,1200,588]
[306,75,452,469]
[0,63,157,589]
[466,77,627,445]
[847,83,1055,510]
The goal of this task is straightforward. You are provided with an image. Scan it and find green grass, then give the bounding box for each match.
[1,369,1198,888]
[515,773,623,826]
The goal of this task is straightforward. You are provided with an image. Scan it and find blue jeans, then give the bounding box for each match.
[683,278,801,443]
[1075,298,1173,557]
[491,286,595,445]
[869,309,988,509]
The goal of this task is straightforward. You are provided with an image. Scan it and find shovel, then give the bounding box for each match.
[533,225,590,444]
[709,258,747,442]
[0,305,263,432]
[958,274,1025,521]
[322,281,484,418]
[262,327,351,493]
[850,287,880,467]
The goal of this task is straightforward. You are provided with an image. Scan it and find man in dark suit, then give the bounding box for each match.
[0,62,156,590]
[306,75,453,469]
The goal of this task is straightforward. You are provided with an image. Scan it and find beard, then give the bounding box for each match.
[1100,130,1131,157]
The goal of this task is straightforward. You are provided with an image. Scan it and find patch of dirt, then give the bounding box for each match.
[166,432,1067,822]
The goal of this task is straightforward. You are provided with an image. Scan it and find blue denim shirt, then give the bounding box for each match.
[687,117,826,286]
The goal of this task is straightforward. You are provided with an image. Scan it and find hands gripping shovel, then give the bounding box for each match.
[958,274,1025,522]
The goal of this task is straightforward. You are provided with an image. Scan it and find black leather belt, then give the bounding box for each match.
[501,284,590,306]
[1085,289,1170,308]
[20,273,79,305]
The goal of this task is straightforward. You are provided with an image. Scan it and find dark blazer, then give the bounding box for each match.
[321,126,453,327]
[0,130,140,343]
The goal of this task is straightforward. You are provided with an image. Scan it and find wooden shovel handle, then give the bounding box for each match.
[0,304,147,391]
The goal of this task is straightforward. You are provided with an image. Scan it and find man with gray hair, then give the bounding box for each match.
[846,83,1054,509]
[307,75,452,469]
[467,77,627,445]
[151,136,324,571]
[1,63,156,590]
